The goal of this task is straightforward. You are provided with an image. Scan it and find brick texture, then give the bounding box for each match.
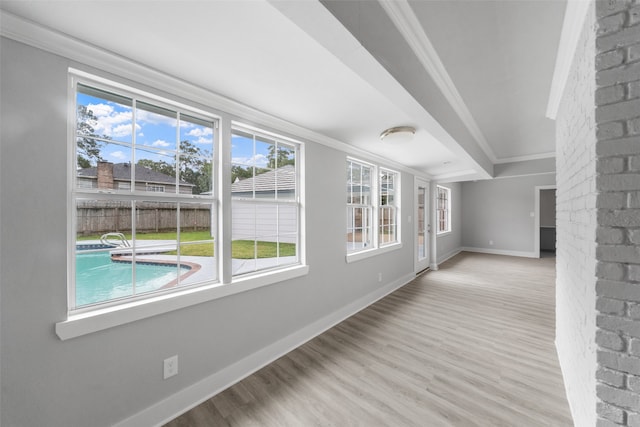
[596,0,640,424]
[555,2,599,425]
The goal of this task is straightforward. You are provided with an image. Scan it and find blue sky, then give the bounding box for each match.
[77,92,215,166]
[77,92,293,170]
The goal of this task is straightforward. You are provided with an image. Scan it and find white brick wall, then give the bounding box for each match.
[556,1,598,425]
[595,0,640,425]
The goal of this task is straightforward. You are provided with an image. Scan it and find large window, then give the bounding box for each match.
[437,185,451,234]
[230,127,299,275]
[379,169,398,246]
[347,158,400,257]
[72,82,217,311]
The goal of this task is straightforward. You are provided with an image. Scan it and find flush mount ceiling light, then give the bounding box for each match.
[379,126,416,143]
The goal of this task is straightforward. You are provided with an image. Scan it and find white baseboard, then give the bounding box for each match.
[114,272,416,427]
[461,246,537,258]
[437,248,462,265]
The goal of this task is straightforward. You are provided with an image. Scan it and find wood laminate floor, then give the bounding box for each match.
[165,252,572,426]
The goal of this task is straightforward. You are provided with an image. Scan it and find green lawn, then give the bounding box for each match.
[77,231,295,258]
[77,230,210,242]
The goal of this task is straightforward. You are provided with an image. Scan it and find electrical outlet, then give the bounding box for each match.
[489,240,494,245]
[378,272,382,282]
[163,355,178,379]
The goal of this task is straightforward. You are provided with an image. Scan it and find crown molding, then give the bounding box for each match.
[546,0,592,119]
[494,151,556,164]
[0,9,430,179]
[378,0,497,163]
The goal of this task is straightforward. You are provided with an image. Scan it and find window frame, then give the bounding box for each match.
[436,185,451,235]
[379,168,399,247]
[59,70,308,340]
[230,124,302,277]
[346,158,375,255]
[69,75,220,314]
[346,157,401,263]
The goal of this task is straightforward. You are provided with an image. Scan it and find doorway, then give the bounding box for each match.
[534,185,557,258]
[415,178,430,273]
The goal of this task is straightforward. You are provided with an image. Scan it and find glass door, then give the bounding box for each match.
[415,178,429,273]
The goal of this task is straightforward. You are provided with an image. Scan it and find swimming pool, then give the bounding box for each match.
[75,251,189,307]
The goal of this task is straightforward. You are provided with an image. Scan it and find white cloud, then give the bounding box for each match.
[136,109,177,127]
[187,127,213,137]
[151,139,170,147]
[110,150,128,161]
[232,154,268,167]
[86,102,134,138]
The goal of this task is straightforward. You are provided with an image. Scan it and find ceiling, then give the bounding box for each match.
[0,0,566,181]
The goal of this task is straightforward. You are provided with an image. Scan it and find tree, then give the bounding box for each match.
[76,105,104,168]
[231,165,253,183]
[137,159,175,178]
[136,140,212,195]
[267,144,295,169]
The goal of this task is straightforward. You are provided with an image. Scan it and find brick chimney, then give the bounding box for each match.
[97,161,114,189]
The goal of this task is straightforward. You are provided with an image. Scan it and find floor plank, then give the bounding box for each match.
[165,252,572,426]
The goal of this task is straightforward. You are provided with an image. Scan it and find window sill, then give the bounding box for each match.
[56,264,309,340]
[345,242,402,264]
[437,231,452,237]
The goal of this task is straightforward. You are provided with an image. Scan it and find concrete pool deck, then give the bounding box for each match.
[133,254,298,282]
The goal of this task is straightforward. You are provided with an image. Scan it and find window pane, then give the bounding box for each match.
[136,101,177,151]
[278,204,298,249]
[231,131,254,168]
[276,144,295,169]
[75,199,134,307]
[77,84,133,146]
[347,206,371,252]
[254,137,273,170]
[254,167,276,200]
[76,142,132,191]
[178,202,217,285]
[276,165,296,200]
[180,114,214,158]
[134,148,177,193]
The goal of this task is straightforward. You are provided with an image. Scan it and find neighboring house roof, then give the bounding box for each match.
[231,164,295,193]
[78,163,194,187]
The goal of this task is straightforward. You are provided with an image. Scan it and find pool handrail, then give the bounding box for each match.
[100,232,131,248]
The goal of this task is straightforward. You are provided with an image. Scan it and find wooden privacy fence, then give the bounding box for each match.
[76,200,212,235]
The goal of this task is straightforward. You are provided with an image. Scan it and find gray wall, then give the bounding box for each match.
[461,174,556,255]
[435,182,462,264]
[0,38,416,427]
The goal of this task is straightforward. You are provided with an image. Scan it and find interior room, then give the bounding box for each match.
[1,1,638,426]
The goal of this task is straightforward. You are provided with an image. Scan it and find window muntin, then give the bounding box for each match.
[347,159,373,252]
[379,169,398,245]
[347,159,400,255]
[437,185,451,234]
[73,82,217,311]
[230,128,299,276]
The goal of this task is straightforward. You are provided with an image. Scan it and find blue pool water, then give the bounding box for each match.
[75,252,188,307]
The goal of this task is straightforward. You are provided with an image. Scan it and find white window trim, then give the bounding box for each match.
[59,70,307,340]
[345,158,402,263]
[229,124,302,277]
[379,168,400,248]
[436,185,451,235]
